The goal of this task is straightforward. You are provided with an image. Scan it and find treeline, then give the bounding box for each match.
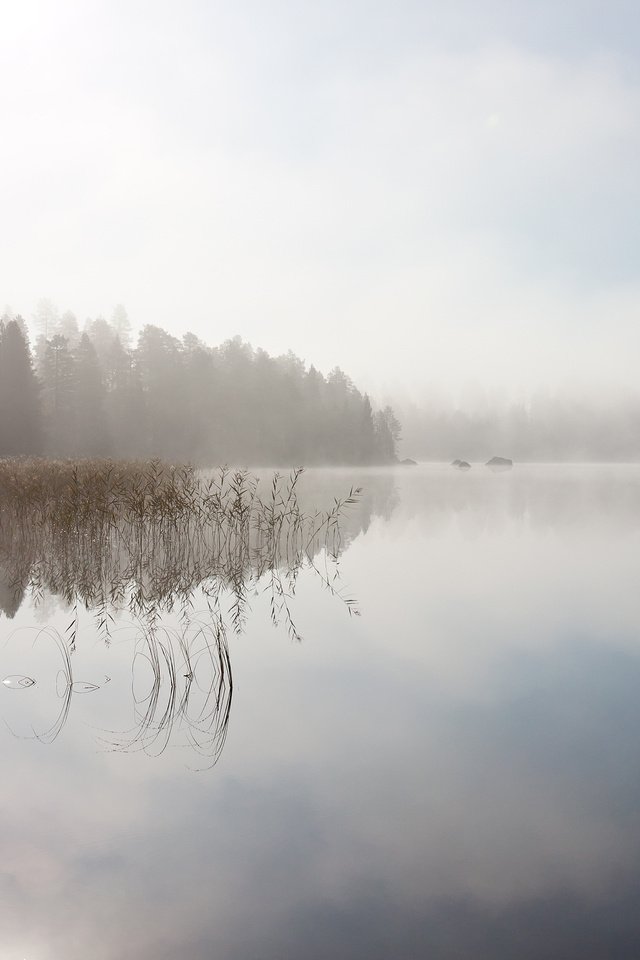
[0,306,401,465]
[400,395,640,462]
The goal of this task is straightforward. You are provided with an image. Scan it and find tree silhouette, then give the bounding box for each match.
[74,333,111,455]
[41,335,76,454]
[3,307,401,465]
[0,318,43,455]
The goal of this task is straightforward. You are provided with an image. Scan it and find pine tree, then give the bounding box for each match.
[74,333,111,455]
[136,325,185,458]
[111,304,132,349]
[104,335,144,456]
[359,394,376,464]
[373,405,401,463]
[41,335,76,455]
[0,320,43,456]
[58,310,80,346]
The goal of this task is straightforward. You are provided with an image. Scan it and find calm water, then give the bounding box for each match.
[2,463,640,959]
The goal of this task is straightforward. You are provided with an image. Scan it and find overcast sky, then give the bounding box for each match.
[1,0,639,402]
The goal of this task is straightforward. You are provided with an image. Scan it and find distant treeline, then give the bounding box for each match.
[0,306,401,465]
[400,397,640,462]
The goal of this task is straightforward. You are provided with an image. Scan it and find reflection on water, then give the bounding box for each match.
[0,462,370,624]
[1,620,233,764]
[2,463,640,959]
[3,674,36,688]
[0,464,372,763]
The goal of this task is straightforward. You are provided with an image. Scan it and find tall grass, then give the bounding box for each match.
[0,458,361,764]
[0,458,360,629]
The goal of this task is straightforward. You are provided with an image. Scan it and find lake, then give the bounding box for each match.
[2,463,640,959]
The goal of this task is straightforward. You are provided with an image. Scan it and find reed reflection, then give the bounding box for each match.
[0,459,368,764]
[105,617,233,767]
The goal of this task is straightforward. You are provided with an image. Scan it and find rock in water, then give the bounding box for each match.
[400,458,418,466]
[485,456,513,469]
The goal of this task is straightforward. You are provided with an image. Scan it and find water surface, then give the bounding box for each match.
[2,463,640,959]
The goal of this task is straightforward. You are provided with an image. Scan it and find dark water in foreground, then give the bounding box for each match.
[2,463,640,959]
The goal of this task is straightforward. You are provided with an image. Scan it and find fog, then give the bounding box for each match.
[4,463,640,960]
[397,387,640,461]
[2,0,640,411]
[6,9,640,957]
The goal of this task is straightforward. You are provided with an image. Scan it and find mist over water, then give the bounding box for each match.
[2,1,640,956]
[397,390,640,462]
[2,464,640,959]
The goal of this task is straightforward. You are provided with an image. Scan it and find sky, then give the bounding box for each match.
[1,0,639,403]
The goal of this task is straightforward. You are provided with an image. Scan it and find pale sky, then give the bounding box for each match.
[1,0,639,401]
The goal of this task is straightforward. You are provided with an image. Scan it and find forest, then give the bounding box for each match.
[399,394,640,462]
[0,306,401,465]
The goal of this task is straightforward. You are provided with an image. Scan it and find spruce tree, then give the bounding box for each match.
[74,333,111,455]
[41,335,76,455]
[0,319,43,456]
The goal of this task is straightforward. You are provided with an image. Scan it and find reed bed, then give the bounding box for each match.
[0,457,360,633]
[0,457,360,764]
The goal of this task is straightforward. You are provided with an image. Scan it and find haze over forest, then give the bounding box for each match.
[2,1,640,460]
[0,306,400,464]
[3,299,640,463]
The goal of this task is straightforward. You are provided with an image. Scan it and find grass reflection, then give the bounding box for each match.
[104,616,233,768]
[0,459,361,764]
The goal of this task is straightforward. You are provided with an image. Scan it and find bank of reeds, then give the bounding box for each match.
[0,459,363,765]
[0,458,360,629]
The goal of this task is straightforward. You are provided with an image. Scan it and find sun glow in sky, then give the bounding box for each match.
[1,0,639,402]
